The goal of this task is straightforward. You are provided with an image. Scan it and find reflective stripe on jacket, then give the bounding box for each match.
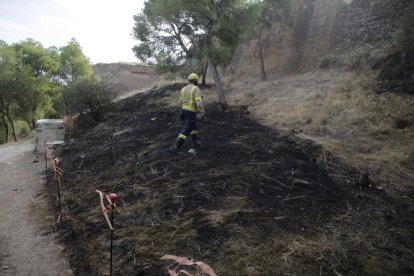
[178,84,205,113]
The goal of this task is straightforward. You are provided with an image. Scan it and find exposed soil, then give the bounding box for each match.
[0,139,72,275]
[55,84,414,275]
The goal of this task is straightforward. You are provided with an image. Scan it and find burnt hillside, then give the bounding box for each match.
[53,84,414,275]
[224,0,414,204]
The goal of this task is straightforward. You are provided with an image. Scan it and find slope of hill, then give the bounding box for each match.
[48,0,414,275]
[51,84,413,275]
[223,0,414,197]
[93,62,163,96]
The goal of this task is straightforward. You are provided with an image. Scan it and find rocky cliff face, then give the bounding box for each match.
[231,0,409,77]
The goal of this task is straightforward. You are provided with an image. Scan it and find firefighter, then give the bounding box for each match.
[170,73,206,153]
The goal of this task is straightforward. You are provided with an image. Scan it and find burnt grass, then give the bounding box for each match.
[50,84,414,275]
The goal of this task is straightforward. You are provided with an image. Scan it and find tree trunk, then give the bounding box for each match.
[258,10,267,81]
[1,114,9,143]
[6,115,17,142]
[172,24,190,57]
[204,16,228,110]
[0,95,10,143]
[27,119,33,130]
[202,59,208,86]
[6,105,17,142]
[207,57,228,110]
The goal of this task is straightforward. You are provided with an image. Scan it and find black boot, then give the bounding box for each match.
[191,134,202,149]
[170,137,185,153]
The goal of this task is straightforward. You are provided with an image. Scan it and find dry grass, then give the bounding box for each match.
[116,64,414,194]
[223,68,414,194]
[116,79,181,101]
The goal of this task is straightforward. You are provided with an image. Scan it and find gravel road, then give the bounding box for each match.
[0,139,72,275]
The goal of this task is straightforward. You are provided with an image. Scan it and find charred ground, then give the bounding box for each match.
[50,84,414,275]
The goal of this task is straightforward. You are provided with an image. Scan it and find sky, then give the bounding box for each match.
[0,0,145,64]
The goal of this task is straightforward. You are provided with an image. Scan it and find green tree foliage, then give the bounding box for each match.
[132,0,202,67]
[133,0,255,109]
[208,0,251,68]
[0,37,101,144]
[155,52,181,73]
[14,39,60,78]
[194,0,254,109]
[59,38,93,84]
[59,39,116,123]
[0,40,19,142]
[63,76,118,123]
[13,39,62,129]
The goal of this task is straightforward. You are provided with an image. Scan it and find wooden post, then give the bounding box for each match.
[55,159,62,217]
[44,142,48,184]
[110,207,114,276]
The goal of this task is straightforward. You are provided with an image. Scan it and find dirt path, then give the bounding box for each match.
[0,139,72,275]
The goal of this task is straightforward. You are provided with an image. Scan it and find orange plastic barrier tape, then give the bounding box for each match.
[96,190,116,231]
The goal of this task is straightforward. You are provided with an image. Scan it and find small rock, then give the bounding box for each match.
[2,265,10,270]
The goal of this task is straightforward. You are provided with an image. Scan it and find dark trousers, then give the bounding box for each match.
[180,109,197,139]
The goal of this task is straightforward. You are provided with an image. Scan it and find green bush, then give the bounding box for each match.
[63,76,118,122]
[20,128,29,137]
[164,72,176,81]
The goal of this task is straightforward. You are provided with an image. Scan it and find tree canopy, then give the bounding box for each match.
[0,38,113,144]
[59,38,93,84]
[132,0,258,109]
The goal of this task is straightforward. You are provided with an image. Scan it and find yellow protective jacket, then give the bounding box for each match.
[178,84,205,114]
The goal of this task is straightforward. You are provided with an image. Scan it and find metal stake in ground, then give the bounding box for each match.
[54,158,62,219]
[44,142,48,184]
[108,193,118,276]
[97,190,118,276]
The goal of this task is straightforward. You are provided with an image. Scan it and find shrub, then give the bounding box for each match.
[63,76,118,122]
[164,72,176,81]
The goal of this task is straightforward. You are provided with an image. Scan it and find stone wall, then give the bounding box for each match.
[230,0,409,77]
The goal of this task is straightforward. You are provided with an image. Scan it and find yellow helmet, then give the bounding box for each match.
[188,73,199,82]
